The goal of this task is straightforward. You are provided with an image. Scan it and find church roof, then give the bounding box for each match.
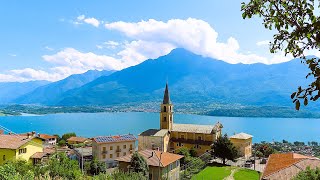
[163,83,171,104]
[139,129,169,137]
[230,133,253,139]
[172,123,216,134]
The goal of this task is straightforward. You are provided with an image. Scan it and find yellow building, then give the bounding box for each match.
[116,149,183,180]
[0,133,44,165]
[92,134,137,168]
[139,83,223,155]
[230,132,253,159]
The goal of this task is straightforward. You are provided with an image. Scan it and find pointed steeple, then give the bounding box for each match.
[162,83,171,104]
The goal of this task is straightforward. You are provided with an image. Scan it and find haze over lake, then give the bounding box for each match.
[1,112,319,143]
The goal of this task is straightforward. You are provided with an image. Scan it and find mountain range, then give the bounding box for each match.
[1,48,317,111]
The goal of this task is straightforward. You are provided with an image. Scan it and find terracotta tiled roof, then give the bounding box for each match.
[115,149,183,167]
[0,134,42,149]
[93,134,137,144]
[39,134,57,139]
[230,133,253,139]
[67,136,88,143]
[263,153,319,179]
[31,152,47,159]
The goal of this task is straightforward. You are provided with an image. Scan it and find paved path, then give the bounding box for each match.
[224,168,238,180]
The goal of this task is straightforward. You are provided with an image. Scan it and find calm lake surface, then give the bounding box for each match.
[0,112,319,143]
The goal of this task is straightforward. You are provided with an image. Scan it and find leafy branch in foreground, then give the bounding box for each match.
[241,0,320,110]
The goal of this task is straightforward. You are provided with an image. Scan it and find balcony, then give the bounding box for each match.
[101,150,108,154]
[170,137,213,146]
[116,149,121,152]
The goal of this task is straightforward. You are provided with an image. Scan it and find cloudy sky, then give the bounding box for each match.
[0,0,316,82]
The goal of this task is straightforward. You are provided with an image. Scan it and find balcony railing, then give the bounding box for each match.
[101,150,108,154]
[170,137,213,146]
[116,149,121,152]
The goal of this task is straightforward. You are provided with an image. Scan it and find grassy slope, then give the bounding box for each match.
[191,166,233,180]
[234,169,260,180]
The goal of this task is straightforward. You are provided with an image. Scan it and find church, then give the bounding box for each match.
[138,83,223,155]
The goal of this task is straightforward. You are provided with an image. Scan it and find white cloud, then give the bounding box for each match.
[105,18,290,64]
[44,46,54,51]
[8,54,17,57]
[74,15,100,27]
[256,40,270,46]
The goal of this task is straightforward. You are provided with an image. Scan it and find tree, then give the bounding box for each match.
[176,147,191,165]
[211,134,239,164]
[130,152,149,178]
[43,152,82,179]
[58,139,66,146]
[61,132,76,141]
[256,143,275,158]
[241,0,320,110]
[293,167,320,180]
[189,148,198,157]
[90,158,106,175]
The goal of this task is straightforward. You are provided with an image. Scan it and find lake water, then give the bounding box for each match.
[0,112,319,143]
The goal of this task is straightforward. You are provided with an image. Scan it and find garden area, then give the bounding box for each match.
[192,164,260,180]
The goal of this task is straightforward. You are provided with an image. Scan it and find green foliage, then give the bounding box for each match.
[90,158,106,175]
[176,147,191,165]
[0,162,34,180]
[256,143,275,158]
[189,148,198,157]
[212,134,239,164]
[58,139,66,146]
[241,0,320,110]
[41,152,82,179]
[294,141,305,146]
[62,132,76,141]
[293,167,320,180]
[130,152,149,177]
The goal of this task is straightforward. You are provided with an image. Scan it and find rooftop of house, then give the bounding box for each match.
[31,152,49,159]
[139,129,169,137]
[38,134,57,140]
[74,146,92,157]
[230,132,253,140]
[93,134,137,144]
[115,149,183,167]
[0,134,42,149]
[262,152,320,179]
[67,136,89,142]
[172,122,222,134]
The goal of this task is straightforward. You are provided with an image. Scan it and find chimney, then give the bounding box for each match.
[27,132,32,139]
[31,131,36,136]
[0,129,4,135]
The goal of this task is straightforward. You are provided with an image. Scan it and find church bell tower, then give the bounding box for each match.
[160,83,173,131]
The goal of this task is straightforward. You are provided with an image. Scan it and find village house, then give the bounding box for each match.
[139,83,223,155]
[262,152,320,180]
[92,134,137,168]
[38,134,57,146]
[230,132,253,159]
[0,132,44,165]
[67,136,91,145]
[73,146,93,168]
[116,149,183,180]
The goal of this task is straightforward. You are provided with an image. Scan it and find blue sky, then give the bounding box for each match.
[0,0,306,82]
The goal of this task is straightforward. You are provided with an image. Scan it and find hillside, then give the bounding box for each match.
[15,70,115,104]
[54,48,314,109]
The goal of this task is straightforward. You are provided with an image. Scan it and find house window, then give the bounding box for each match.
[163,117,167,122]
[176,160,179,167]
[102,147,106,151]
[2,155,5,161]
[123,152,126,156]
[18,148,27,154]
[195,144,200,149]
[123,144,126,149]
[149,173,153,180]
[169,164,173,170]
[102,154,106,159]
[117,153,120,157]
[110,154,113,158]
[181,135,185,139]
[110,146,113,150]
[130,144,133,150]
[198,136,202,141]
